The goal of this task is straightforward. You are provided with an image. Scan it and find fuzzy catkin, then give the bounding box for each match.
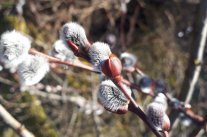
[88,42,111,71]
[60,22,87,48]
[17,55,49,86]
[153,93,168,111]
[98,80,131,113]
[147,102,165,131]
[0,30,31,69]
[51,39,76,61]
[120,52,137,69]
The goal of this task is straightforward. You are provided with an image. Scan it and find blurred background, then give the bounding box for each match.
[0,0,206,137]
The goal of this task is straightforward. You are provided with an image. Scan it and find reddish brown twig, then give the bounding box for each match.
[128,103,163,137]
[121,78,154,96]
[126,65,206,129]
[164,93,205,125]
[29,48,100,74]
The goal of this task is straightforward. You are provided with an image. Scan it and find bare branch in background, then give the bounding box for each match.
[25,87,104,116]
[170,0,207,136]
[0,104,35,137]
[185,17,207,104]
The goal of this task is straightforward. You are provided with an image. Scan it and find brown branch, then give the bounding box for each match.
[121,78,154,96]
[123,65,206,135]
[128,103,163,137]
[29,48,101,74]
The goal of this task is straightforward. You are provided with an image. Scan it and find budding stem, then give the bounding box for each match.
[128,103,163,137]
[115,80,139,108]
[29,48,101,74]
[113,79,163,137]
[163,131,169,137]
[121,78,154,96]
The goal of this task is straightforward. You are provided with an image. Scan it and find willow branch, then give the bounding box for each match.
[121,78,154,96]
[0,104,35,137]
[26,87,103,114]
[29,48,101,74]
[113,80,163,137]
[128,103,163,137]
[170,1,207,133]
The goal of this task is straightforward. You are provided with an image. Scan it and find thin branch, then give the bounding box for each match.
[128,103,163,137]
[29,48,101,74]
[165,92,205,125]
[0,104,35,137]
[170,1,207,134]
[185,17,207,104]
[123,65,206,135]
[0,76,16,85]
[121,78,154,96]
[111,79,163,137]
[26,87,103,115]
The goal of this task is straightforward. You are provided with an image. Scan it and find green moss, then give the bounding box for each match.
[0,15,46,47]
[67,71,99,92]
[4,15,29,33]
[1,128,17,137]
[19,92,59,137]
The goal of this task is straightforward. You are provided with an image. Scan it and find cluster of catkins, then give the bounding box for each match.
[58,22,131,114]
[58,22,170,131]
[0,31,49,86]
[0,22,170,132]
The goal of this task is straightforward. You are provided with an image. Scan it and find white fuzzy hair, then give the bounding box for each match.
[17,55,49,86]
[88,42,112,71]
[51,39,76,61]
[153,93,168,111]
[59,22,87,48]
[146,102,165,131]
[0,30,31,69]
[98,79,131,112]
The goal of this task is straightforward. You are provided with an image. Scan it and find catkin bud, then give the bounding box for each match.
[17,55,49,86]
[88,42,112,71]
[138,75,154,94]
[0,30,31,69]
[146,101,170,131]
[50,39,76,61]
[120,52,137,72]
[98,79,131,114]
[153,93,168,111]
[102,54,122,81]
[60,22,89,49]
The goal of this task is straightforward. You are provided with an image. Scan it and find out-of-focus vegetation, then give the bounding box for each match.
[0,0,206,137]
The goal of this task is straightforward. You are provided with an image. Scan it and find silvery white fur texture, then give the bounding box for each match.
[0,30,31,69]
[88,42,111,71]
[17,55,49,86]
[146,93,168,131]
[98,80,131,113]
[50,39,76,61]
[146,102,165,131]
[153,93,168,111]
[60,22,87,48]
